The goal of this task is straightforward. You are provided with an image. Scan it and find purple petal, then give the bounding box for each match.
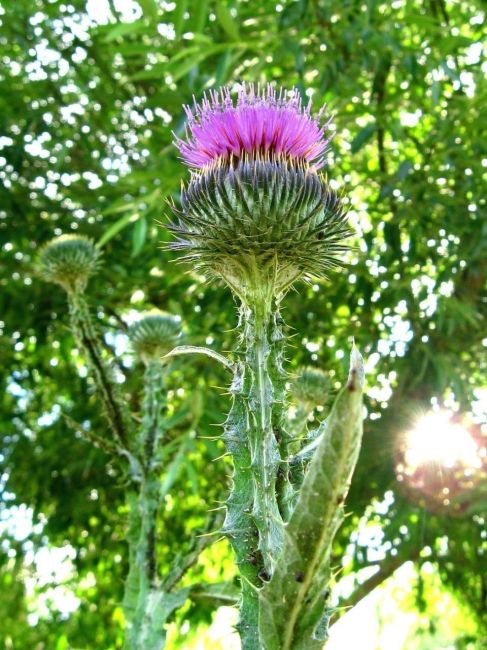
[174,83,332,169]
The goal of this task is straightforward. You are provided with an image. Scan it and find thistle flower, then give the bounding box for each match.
[291,367,332,409]
[169,83,351,299]
[175,84,331,169]
[128,311,182,365]
[38,234,100,293]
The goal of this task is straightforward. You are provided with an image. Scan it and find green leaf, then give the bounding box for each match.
[384,221,401,251]
[131,216,147,257]
[397,160,413,180]
[102,20,147,43]
[138,0,159,22]
[163,345,235,371]
[98,213,139,248]
[191,0,209,33]
[173,0,188,37]
[130,42,250,81]
[138,588,189,648]
[55,636,69,650]
[351,123,376,153]
[215,1,240,41]
[159,434,191,501]
[259,346,365,650]
[189,581,240,606]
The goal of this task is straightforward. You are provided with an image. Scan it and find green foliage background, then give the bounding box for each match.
[0,0,485,648]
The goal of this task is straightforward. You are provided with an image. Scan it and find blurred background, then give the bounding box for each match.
[0,0,486,648]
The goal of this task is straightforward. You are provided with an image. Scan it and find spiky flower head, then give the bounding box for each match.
[38,234,101,293]
[291,367,332,409]
[128,311,182,365]
[169,83,351,301]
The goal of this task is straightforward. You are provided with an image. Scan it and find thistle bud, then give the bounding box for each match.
[169,83,351,299]
[291,367,332,409]
[128,311,182,365]
[38,234,100,294]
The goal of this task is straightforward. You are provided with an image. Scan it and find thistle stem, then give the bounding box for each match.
[222,363,262,650]
[124,360,166,650]
[270,310,295,523]
[67,291,131,450]
[241,298,285,575]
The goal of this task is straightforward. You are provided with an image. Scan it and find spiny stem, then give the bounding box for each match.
[140,360,167,469]
[125,360,166,649]
[67,291,131,450]
[241,297,285,574]
[270,309,294,523]
[222,364,262,650]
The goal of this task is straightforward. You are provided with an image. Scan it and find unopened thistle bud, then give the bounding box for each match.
[169,83,351,300]
[291,367,332,409]
[128,311,182,365]
[38,234,100,294]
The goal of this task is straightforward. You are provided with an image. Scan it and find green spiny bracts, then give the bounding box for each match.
[291,366,332,411]
[169,158,350,300]
[38,234,101,294]
[129,311,183,366]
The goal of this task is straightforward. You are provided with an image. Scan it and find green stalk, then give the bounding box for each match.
[222,263,294,648]
[124,359,166,650]
[269,309,294,523]
[222,362,262,650]
[67,291,132,450]
[242,299,284,574]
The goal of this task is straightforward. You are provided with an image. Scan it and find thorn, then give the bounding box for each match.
[239,574,260,593]
[212,452,231,462]
[196,530,225,539]
[207,505,227,512]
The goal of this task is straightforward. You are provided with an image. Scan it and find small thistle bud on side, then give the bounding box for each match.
[128,311,182,365]
[38,234,100,294]
[291,367,332,409]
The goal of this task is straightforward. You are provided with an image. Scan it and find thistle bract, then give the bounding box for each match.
[128,311,182,364]
[169,83,350,299]
[39,234,100,293]
[291,367,332,409]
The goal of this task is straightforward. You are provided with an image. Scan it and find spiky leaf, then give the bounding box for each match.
[259,346,365,650]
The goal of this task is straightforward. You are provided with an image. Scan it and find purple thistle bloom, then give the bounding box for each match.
[175,83,332,170]
[168,83,350,297]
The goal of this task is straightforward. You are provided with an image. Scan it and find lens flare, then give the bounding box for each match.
[397,409,486,514]
[404,411,481,470]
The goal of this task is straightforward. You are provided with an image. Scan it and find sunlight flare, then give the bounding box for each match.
[404,410,480,470]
